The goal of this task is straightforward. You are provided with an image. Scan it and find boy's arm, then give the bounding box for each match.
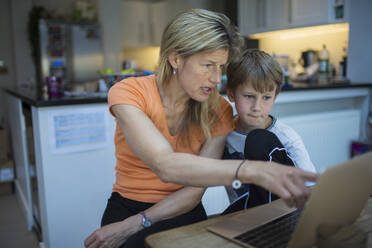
[282,125,317,173]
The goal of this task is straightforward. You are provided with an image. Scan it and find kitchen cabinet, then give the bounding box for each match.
[238,0,264,35]
[5,88,116,248]
[266,0,291,30]
[238,0,349,36]
[121,1,153,47]
[120,0,224,48]
[290,0,329,27]
[239,0,291,35]
[150,0,191,46]
[150,1,169,46]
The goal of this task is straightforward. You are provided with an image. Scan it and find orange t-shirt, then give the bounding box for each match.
[108,75,233,203]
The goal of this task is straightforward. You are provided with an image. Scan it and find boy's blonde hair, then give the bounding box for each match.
[156,9,243,141]
[227,49,283,95]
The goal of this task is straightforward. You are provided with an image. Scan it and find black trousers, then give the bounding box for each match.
[101,192,207,248]
[222,129,295,214]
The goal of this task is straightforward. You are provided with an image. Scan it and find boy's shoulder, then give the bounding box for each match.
[226,129,247,144]
[269,118,301,142]
[225,130,247,155]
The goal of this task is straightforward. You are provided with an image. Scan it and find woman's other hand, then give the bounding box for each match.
[244,161,319,209]
[84,214,142,248]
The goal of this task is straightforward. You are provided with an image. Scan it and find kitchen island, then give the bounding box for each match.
[4,87,116,248]
[2,81,372,248]
[205,82,372,216]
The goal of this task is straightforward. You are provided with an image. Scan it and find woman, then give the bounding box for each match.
[84,9,317,248]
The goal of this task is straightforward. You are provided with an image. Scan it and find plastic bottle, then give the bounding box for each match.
[318,44,330,74]
[339,47,347,77]
[318,44,330,84]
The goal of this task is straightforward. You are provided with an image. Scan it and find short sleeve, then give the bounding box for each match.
[210,96,234,137]
[107,77,147,117]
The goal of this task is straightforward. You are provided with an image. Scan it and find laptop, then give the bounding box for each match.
[207,152,372,248]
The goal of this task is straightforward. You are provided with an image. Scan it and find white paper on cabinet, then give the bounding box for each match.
[48,106,110,154]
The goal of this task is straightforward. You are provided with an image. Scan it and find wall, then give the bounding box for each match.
[251,23,349,76]
[347,0,372,83]
[122,47,160,71]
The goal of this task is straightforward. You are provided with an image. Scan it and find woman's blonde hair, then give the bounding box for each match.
[156,9,243,141]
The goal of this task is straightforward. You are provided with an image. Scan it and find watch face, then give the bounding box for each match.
[143,218,151,228]
[141,213,152,228]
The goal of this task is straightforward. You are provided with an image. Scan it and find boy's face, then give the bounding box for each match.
[227,82,277,132]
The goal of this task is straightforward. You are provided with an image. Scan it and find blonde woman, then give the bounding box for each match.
[85,9,317,248]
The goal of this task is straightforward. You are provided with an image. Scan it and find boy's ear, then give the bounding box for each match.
[226,88,235,102]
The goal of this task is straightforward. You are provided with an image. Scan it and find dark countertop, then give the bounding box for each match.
[2,81,371,107]
[281,81,372,91]
[3,86,108,107]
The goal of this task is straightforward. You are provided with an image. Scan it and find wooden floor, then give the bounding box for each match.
[0,193,39,248]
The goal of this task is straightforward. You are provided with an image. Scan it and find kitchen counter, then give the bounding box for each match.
[3,81,371,107]
[4,88,116,248]
[3,87,108,107]
[282,81,372,91]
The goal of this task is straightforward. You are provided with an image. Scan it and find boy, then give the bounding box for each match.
[222,49,316,214]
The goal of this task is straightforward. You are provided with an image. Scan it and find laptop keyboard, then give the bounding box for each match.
[234,208,302,248]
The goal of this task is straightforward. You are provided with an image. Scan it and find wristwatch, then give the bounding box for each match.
[139,211,152,228]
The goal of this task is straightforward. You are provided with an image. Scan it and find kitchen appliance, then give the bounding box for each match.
[293,49,319,82]
[299,49,318,68]
[39,19,103,90]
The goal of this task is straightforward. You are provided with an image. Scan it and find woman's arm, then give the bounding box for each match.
[112,104,317,201]
[112,104,239,186]
[143,134,227,223]
[84,133,227,248]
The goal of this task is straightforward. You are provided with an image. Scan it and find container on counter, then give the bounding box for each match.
[46,76,63,98]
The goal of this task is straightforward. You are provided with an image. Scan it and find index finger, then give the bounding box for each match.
[299,170,319,182]
[84,232,96,247]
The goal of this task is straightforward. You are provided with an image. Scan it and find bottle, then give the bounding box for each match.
[341,47,347,77]
[318,44,330,74]
[318,44,330,84]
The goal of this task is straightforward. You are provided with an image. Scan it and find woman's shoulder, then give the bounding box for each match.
[109,75,157,100]
[111,74,156,92]
[107,74,159,112]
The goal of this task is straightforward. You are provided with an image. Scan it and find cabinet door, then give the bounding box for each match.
[291,0,329,27]
[151,1,174,46]
[266,0,290,30]
[238,0,266,35]
[151,0,225,46]
[121,1,152,48]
